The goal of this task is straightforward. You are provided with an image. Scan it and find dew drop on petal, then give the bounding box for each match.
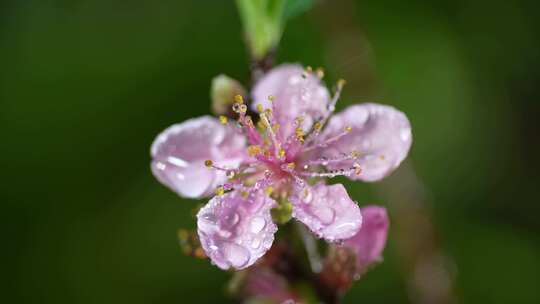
[400,128,411,142]
[249,217,266,234]
[218,230,232,238]
[223,212,240,226]
[251,238,261,249]
[221,242,250,269]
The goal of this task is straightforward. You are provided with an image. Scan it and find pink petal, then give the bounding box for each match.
[251,64,330,139]
[344,206,389,272]
[290,183,362,241]
[150,116,246,198]
[318,103,412,182]
[197,190,277,270]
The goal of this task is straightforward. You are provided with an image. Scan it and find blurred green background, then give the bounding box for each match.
[2,0,539,303]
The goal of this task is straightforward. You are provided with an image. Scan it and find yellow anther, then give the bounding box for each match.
[286,162,296,170]
[350,150,361,158]
[263,149,271,157]
[268,95,274,101]
[238,104,247,113]
[247,145,262,157]
[295,127,305,143]
[219,115,228,124]
[265,108,272,115]
[316,67,325,78]
[256,104,264,113]
[278,148,286,158]
[295,116,304,125]
[353,163,362,175]
[265,186,274,196]
[234,94,244,104]
[344,126,353,132]
[379,155,386,160]
[215,186,225,196]
[337,78,347,89]
[257,120,266,129]
[241,191,249,198]
[314,121,322,131]
[204,160,213,167]
[305,66,313,73]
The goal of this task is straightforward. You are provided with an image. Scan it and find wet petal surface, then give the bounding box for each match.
[291,183,362,241]
[317,103,412,182]
[197,190,277,270]
[251,64,330,139]
[150,116,246,198]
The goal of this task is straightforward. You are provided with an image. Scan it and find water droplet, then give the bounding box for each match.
[400,128,411,142]
[221,242,250,268]
[249,217,266,234]
[218,230,232,238]
[198,213,217,233]
[303,188,313,203]
[251,238,261,249]
[155,162,166,170]
[223,212,240,227]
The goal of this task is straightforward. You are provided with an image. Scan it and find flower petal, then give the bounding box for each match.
[291,183,362,241]
[197,190,278,270]
[150,116,246,198]
[344,206,389,272]
[251,64,330,139]
[318,103,412,182]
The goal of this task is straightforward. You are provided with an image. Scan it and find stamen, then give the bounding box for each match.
[234,94,244,104]
[260,112,283,160]
[219,115,228,124]
[265,186,274,196]
[304,78,347,144]
[299,167,359,178]
[247,145,262,157]
[316,67,325,78]
[215,186,225,196]
[306,152,358,166]
[303,127,351,152]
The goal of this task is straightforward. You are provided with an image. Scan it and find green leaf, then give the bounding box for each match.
[236,0,315,59]
[283,0,314,19]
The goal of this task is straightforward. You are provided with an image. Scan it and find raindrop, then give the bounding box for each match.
[251,238,261,249]
[223,212,240,226]
[221,242,250,268]
[400,128,411,142]
[249,217,267,234]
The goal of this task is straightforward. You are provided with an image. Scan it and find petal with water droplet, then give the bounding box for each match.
[251,64,330,139]
[291,183,362,241]
[315,103,412,182]
[197,190,277,270]
[150,116,247,198]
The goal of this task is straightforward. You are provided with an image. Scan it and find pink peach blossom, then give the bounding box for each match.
[151,64,411,270]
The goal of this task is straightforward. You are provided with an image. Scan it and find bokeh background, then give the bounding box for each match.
[2,0,539,303]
